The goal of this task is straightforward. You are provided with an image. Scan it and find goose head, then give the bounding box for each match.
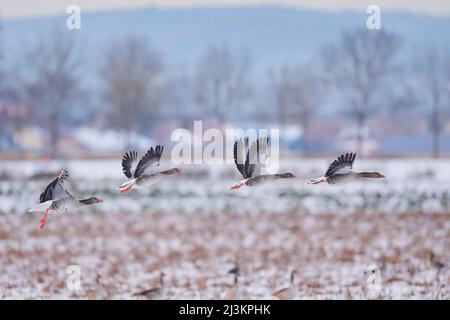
[80,197,104,205]
[164,168,183,175]
[360,172,385,179]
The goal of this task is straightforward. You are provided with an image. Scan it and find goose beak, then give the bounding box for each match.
[175,168,183,173]
[379,174,385,178]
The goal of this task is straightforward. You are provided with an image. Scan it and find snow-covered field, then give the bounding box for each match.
[0,158,448,299]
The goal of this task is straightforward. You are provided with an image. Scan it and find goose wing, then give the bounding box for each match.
[134,145,164,178]
[325,153,356,177]
[247,136,269,177]
[121,150,139,178]
[233,137,252,179]
[39,170,72,203]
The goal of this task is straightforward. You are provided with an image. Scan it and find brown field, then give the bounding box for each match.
[0,210,448,299]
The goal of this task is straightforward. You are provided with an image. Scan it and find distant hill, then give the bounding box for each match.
[3,6,450,71]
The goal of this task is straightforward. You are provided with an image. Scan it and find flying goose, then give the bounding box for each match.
[133,272,166,300]
[272,270,297,300]
[229,137,296,190]
[118,145,182,193]
[307,153,384,185]
[28,170,103,229]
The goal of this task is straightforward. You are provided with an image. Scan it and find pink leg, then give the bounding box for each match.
[229,182,244,190]
[40,208,49,230]
[119,186,132,194]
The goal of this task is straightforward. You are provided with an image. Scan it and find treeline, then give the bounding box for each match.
[0,27,449,157]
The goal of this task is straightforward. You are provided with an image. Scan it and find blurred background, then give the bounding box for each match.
[0,1,449,300]
[1,1,450,158]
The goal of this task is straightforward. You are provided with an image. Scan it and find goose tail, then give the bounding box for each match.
[28,200,53,213]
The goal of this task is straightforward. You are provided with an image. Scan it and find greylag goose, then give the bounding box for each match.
[118,145,182,194]
[272,270,297,300]
[229,137,296,190]
[306,153,384,185]
[428,251,446,281]
[133,272,166,300]
[28,170,103,229]
[223,265,242,300]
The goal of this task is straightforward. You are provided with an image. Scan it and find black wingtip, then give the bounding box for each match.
[122,150,138,179]
[154,145,164,158]
[123,150,137,160]
[59,169,69,179]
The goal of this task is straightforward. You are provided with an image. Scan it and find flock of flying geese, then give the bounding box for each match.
[27,136,385,299]
[29,136,385,229]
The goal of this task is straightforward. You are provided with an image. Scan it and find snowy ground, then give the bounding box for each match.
[2,157,450,215]
[0,158,449,299]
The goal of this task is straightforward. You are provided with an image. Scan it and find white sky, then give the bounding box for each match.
[2,0,450,19]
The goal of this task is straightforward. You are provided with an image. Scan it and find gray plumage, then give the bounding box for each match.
[29,170,103,229]
[122,146,163,179]
[230,137,295,189]
[307,153,384,185]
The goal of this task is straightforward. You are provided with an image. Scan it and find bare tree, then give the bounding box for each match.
[271,64,325,150]
[21,28,82,157]
[0,13,7,103]
[413,47,450,158]
[0,11,3,64]
[194,43,252,123]
[163,71,198,126]
[99,37,163,143]
[385,82,420,135]
[322,29,400,154]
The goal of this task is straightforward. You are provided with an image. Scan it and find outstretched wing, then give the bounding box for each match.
[122,150,139,178]
[325,153,356,177]
[247,137,269,177]
[39,169,72,203]
[134,145,164,178]
[233,137,250,179]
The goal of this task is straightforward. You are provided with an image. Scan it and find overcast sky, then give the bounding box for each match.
[2,0,450,19]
